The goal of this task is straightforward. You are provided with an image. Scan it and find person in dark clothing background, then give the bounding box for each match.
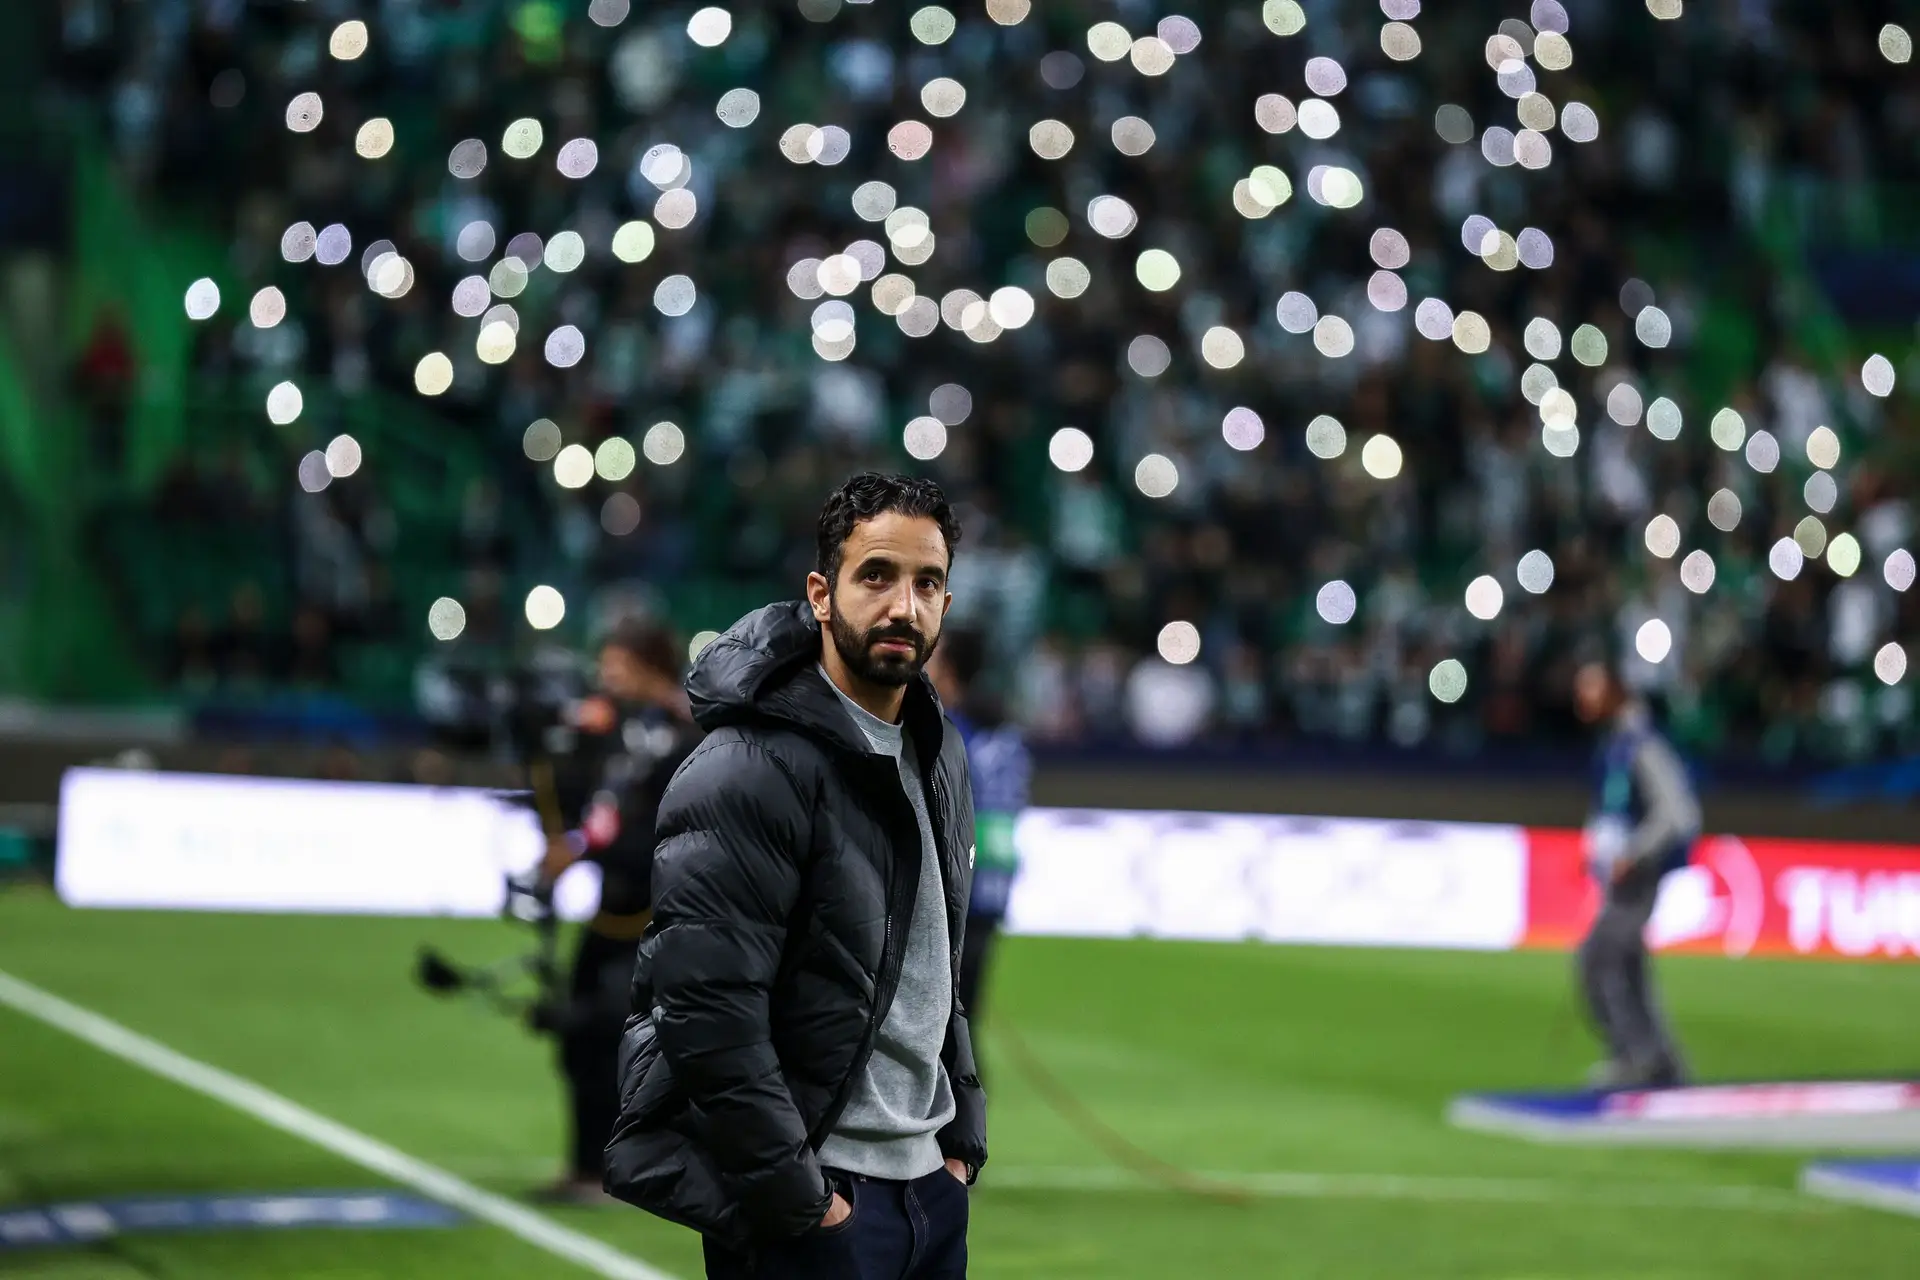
[606,474,986,1279]
[1574,660,1700,1091]
[927,629,1030,1027]
[533,618,699,1204]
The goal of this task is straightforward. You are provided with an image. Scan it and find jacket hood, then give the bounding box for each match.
[686,600,946,759]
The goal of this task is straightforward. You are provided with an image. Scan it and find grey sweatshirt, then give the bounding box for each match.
[815,672,956,1181]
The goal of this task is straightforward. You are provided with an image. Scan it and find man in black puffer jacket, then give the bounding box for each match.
[606,474,985,1279]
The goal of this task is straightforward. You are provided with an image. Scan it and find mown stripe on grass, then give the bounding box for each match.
[0,968,677,1280]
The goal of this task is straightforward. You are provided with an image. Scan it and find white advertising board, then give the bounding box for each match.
[1005,808,1530,950]
[55,768,599,919]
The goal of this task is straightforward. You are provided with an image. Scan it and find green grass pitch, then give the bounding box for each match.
[4,885,1919,1278]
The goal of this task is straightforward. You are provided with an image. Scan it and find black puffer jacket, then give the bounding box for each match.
[604,602,986,1244]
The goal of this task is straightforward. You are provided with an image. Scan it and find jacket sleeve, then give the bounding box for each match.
[647,737,831,1237]
[938,1009,988,1175]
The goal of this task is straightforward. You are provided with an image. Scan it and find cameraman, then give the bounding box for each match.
[535,618,699,1203]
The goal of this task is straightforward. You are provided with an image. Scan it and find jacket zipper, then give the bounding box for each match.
[930,772,965,992]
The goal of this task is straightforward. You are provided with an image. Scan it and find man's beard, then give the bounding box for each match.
[828,603,936,688]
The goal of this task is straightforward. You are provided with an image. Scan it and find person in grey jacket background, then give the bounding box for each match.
[1574,660,1701,1090]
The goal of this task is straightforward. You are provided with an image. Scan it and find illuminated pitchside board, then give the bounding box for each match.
[54,768,601,921]
[54,770,1920,959]
[1005,808,1920,960]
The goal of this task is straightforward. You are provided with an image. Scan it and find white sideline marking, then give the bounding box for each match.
[1800,1166,1920,1219]
[985,1164,1825,1213]
[0,968,676,1280]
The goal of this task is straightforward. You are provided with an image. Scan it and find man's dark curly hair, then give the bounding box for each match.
[815,473,962,584]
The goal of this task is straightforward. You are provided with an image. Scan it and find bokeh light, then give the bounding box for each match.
[1201,327,1245,369]
[1136,249,1181,292]
[553,444,594,489]
[285,92,323,134]
[1794,515,1828,558]
[1644,514,1681,559]
[1517,550,1555,594]
[184,278,220,321]
[324,435,362,479]
[1435,104,1474,144]
[1127,335,1171,378]
[329,21,369,60]
[1221,408,1264,451]
[1647,397,1682,441]
[1806,425,1841,470]
[1316,580,1357,625]
[1262,1,1306,37]
[1636,619,1673,664]
[1745,430,1781,473]
[687,7,732,46]
[523,419,562,461]
[1360,435,1403,480]
[911,5,956,44]
[266,381,303,425]
[1680,550,1716,594]
[1049,428,1094,472]
[248,287,285,328]
[1464,576,1503,621]
[1769,537,1806,581]
[595,438,637,482]
[1570,324,1607,366]
[1709,407,1747,451]
[1862,353,1896,397]
[1429,659,1468,703]
[643,422,686,465]
[1134,454,1179,498]
[602,494,642,537]
[1305,415,1347,459]
[1517,228,1556,271]
[1805,471,1837,515]
[427,598,466,642]
[1827,533,1862,578]
[525,586,566,631]
[544,326,586,368]
[1875,642,1909,685]
[1157,622,1201,665]
[296,451,330,494]
[1887,549,1917,592]
[903,416,948,461]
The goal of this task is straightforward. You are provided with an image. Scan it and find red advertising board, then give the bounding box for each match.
[1524,828,1920,960]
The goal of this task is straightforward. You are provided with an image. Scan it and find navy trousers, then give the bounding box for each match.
[703,1168,969,1280]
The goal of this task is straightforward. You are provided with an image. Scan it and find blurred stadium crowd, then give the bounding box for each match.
[38,0,1920,762]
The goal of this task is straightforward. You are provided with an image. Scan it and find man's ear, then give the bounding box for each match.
[941,591,953,619]
[806,571,832,623]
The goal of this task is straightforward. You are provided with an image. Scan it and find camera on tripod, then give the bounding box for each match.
[415,868,563,1027]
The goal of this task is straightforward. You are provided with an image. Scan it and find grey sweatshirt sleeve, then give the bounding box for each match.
[1625,735,1701,865]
